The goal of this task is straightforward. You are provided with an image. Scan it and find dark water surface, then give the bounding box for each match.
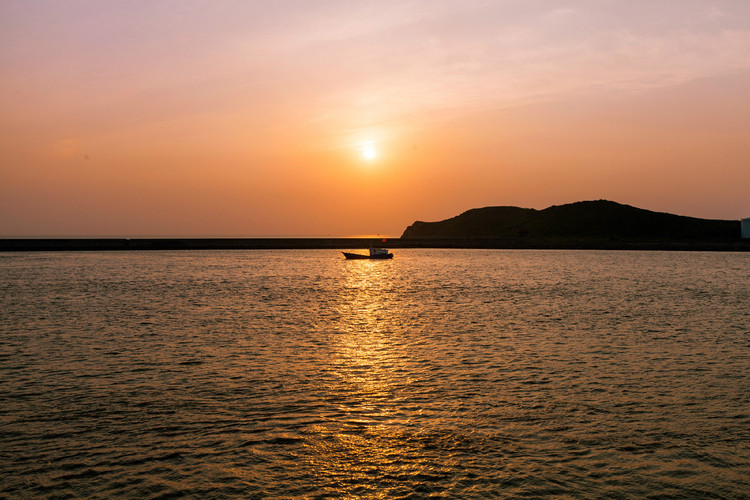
[1,249,749,498]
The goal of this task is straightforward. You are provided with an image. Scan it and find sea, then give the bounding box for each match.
[1,249,749,499]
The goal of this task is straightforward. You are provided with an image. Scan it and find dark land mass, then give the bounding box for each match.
[401,199,745,247]
[1,200,748,252]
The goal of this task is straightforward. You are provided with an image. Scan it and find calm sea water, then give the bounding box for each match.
[1,249,749,498]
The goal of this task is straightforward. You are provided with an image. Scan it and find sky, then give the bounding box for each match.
[2,0,750,237]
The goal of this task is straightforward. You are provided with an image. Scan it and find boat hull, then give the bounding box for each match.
[342,252,393,260]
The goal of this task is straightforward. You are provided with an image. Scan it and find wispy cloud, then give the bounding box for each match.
[2,1,749,142]
[273,1,750,131]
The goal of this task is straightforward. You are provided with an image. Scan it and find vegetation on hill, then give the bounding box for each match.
[401,200,739,241]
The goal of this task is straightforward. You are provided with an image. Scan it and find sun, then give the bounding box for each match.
[361,143,377,161]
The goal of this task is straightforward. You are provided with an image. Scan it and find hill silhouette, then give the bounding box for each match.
[401,200,739,242]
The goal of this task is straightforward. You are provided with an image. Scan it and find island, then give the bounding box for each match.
[400,200,746,250]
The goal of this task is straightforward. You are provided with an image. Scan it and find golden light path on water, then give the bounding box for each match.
[303,260,438,495]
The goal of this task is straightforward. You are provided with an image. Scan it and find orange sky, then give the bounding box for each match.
[2,1,750,237]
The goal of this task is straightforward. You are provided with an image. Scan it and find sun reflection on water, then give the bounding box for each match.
[300,259,456,495]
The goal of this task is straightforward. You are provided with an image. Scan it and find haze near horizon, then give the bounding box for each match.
[2,1,750,237]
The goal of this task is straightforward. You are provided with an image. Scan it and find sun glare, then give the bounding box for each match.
[361,144,377,161]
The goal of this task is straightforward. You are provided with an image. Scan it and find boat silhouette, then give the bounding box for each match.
[342,247,393,260]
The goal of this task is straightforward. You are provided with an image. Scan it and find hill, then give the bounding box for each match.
[401,200,739,242]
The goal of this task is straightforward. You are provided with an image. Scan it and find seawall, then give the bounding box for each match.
[1,238,749,252]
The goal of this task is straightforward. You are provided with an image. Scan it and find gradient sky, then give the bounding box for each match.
[2,0,750,237]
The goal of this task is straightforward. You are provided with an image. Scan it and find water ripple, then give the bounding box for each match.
[1,249,749,498]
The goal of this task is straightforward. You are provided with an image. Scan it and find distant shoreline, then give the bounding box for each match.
[1,238,748,252]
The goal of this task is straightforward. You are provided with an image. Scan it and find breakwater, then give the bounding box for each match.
[1,237,749,252]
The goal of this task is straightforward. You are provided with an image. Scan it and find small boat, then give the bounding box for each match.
[343,247,393,260]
